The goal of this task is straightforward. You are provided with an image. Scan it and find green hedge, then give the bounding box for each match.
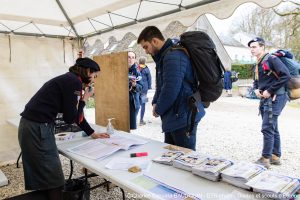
[231,64,254,79]
[86,97,95,108]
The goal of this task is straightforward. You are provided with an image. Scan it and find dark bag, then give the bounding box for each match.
[169,31,225,133]
[63,178,90,200]
[179,31,225,104]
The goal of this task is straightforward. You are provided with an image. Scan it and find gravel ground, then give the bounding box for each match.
[1,92,300,199]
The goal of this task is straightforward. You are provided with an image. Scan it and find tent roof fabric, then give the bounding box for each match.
[0,0,282,39]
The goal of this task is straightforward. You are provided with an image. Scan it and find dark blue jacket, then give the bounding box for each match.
[224,71,232,90]
[129,63,143,110]
[253,54,291,95]
[152,39,205,132]
[21,72,95,135]
[139,65,152,94]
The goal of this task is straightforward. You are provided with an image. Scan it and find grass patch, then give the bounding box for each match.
[287,101,300,109]
[86,97,95,108]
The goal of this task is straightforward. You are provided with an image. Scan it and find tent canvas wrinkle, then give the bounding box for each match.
[0,0,282,38]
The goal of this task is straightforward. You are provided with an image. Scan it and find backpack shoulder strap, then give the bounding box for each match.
[170,46,190,58]
[262,54,280,80]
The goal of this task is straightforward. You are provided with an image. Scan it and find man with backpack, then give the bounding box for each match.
[248,37,291,168]
[137,26,205,150]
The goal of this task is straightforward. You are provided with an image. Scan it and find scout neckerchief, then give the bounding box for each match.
[255,53,269,80]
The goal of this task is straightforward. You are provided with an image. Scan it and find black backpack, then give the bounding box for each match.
[168,31,225,134]
[176,31,225,105]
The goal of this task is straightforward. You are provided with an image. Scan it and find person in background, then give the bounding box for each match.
[248,37,290,168]
[224,70,233,96]
[18,57,110,200]
[138,56,152,125]
[128,51,143,130]
[137,26,205,150]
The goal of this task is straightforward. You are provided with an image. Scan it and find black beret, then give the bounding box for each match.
[76,57,100,71]
[248,37,265,47]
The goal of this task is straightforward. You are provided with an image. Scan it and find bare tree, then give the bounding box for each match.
[229,1,300,60]
[230,7,277,41]
[273,0,300,36]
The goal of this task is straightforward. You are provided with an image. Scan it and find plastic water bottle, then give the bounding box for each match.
[106,118,115,135]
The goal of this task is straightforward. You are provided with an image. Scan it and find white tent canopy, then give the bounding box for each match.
[0,0,282,126]
[0,0,282,39]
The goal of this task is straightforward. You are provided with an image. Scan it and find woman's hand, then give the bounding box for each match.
[91,132,110,139]
[82,86,94,102]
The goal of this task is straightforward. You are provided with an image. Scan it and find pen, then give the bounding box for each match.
[130,152,148,157]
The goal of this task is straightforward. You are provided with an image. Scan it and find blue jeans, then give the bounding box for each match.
[164,123,198,151]
[140,103,146,122]
[259,94,287,158]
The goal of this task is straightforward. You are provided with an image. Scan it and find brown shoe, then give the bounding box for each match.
[270,154,281,165]
[255,157,271,169]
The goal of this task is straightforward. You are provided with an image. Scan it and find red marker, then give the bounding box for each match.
[130,152,148,157]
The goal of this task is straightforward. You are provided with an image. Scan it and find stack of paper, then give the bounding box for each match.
[245,171,300,200]
[221,161,266,189]
[192,158,233,181]
[173,153,208,171]
[152,151,184,165]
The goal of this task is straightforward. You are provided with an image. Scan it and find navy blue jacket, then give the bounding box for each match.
[152,39,205,132]
[139,65,152,94]
[21,72,94,135]
[129,63,143,110]
[253,54,291,95]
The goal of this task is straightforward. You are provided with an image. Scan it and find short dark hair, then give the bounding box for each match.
[137,26,165,44]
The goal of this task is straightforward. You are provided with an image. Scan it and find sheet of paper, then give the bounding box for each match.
[130,175,200,200]
[67,134,148,160]
[105,157,151,171]
[100,135,148,150]
[67,139,121,160]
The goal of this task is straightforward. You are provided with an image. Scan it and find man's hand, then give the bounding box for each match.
[91,132,110,139]
[152,104,159,117]
[131,79,137,87]
[254,89,263,98]
[262,90,271,99]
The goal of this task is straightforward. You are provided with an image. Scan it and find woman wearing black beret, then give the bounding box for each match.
[18,57,109,199]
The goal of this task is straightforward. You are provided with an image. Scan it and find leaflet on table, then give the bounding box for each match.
[221,161,266,180]
[173,153,208,171]
[100,135,148,150]
[192,158,233,174]
[152,151,185,165]
[130,174,201,200]
[67,135,148,160]
[245,171,298,193]
[105,157,151,171]
[67,140,121,159]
